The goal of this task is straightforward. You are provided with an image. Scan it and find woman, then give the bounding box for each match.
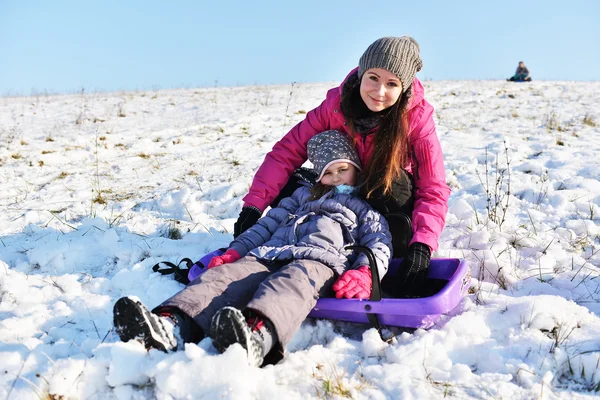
[234,36,450,296]
[113,131,392,367]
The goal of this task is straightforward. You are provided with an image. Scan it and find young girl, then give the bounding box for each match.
[113,130,392,367]
[233,36,450,297]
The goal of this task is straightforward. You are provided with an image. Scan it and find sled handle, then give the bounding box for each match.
[152,258,194,285]
[344,245,382,302]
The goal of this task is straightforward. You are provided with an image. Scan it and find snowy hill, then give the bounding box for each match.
[1,80,600,399]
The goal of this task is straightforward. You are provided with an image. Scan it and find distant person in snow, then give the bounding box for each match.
[507,61,532,82]
[113,130,392,367]
[234,36,450,297]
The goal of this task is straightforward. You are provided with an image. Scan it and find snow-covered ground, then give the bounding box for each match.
[1,79,599,399]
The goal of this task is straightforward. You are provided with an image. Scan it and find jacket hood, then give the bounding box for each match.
[339,67,425,111]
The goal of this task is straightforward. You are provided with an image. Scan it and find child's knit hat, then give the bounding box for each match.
[307,130,362,182]
[358,36,423,93]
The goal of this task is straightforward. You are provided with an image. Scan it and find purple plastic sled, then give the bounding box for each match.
[190,249,470,330]
[309,258,470,329]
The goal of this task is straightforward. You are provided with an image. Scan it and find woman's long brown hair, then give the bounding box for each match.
[340,72,412,199]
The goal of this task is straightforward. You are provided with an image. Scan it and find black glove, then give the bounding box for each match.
[394,242,431,297]
[233,206,262,238]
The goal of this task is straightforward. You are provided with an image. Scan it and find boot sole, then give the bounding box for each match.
[210,307,263,367]
[113,297,176,352]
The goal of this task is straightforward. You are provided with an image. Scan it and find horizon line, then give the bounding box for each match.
[2,78,600,98]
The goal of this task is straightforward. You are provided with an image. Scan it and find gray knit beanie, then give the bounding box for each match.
[307,130,362,182]
[358,36,423,92]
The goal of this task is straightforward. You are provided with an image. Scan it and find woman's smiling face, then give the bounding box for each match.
[359,68,403,112]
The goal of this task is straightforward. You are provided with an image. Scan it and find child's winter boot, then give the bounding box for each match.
[113,296,180,352]
[210,306,277,367]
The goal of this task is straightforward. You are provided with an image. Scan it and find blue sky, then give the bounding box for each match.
[1,0,598,95]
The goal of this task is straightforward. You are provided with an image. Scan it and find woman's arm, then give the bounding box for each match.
[241,90,336,211]
[408,105,451,252]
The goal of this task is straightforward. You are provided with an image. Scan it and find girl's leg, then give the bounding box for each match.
[213,259,334,365]
[113,256,275,352]
[248,259,335,345]
[156,256,275,334]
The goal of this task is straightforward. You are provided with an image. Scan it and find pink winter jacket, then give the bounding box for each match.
[242,69,450,251]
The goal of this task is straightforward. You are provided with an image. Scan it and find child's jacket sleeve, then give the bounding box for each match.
[229,187,312,257]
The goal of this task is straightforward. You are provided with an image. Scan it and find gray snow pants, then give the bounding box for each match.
[158,255,336,357]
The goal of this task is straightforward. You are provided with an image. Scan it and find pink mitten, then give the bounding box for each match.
[332,266,372,299]
[207,249,241,269]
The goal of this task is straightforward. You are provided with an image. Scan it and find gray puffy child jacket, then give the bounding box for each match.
[229,186,392,278]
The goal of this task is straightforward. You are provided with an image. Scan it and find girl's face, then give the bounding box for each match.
[360,68,403,112]
[320,162,358,187]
